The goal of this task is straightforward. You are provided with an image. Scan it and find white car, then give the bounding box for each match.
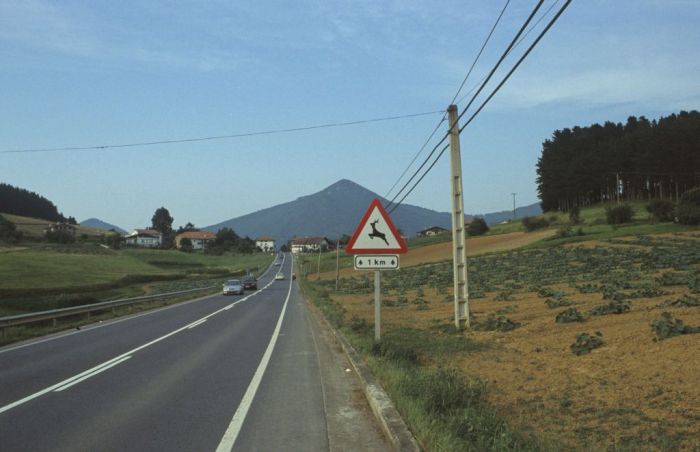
[223,279,244,295]
[274,273,285,280]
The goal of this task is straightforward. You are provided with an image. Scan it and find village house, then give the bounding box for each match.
[289,236,329,254]
[45,222,76,236]
[255,236,276,252]
[124,229,163,247]
[416,226,450,238]
[175,231,216,250]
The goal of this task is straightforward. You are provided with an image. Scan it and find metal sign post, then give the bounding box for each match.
[374,270,381,342]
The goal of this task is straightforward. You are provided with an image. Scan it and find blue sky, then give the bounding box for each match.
[1,0,699,231]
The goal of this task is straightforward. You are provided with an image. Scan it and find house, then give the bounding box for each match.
[255,236,276,252]
[124,229,162,247]
[289,236,329,254]
[175,231,216,250]
[45,222,76,236]
[416,226,450,238]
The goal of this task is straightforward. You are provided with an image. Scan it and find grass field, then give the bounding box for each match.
[1,213,109,239]
[0,242,274,316]
[300,203,700,450]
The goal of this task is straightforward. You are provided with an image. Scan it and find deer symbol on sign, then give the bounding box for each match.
[368,219,389,246]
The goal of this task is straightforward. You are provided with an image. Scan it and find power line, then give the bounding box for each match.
[0,110,443,154]
[388,0,572,213]
[386,0,544,211]
[384,0,510,202]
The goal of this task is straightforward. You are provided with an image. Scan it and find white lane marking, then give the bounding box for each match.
[0,260,285,414]
[0,257,281,356]
[54,356,132,392]
[216,254,294,452]
[187,319,207,329]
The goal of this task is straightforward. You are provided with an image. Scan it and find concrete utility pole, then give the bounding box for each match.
[511,192,517,221]
[335,237,340,291]
[447,105,469,329]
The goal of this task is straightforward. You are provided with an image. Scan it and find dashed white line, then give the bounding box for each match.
[54,356,132,392]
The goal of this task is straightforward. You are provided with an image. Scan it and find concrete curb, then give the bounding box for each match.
[303,294,421,452]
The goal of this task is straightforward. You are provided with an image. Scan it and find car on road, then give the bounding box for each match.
[242,275,257,290]
[222,279,244,295]
[274,262,281,266]
[275,273,285,280]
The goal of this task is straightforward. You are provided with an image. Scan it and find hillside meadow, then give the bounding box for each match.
[300,209,700,450]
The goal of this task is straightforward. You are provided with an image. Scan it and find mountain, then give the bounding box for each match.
[205,179,454,245]
[204,179,540,246]
[80,218,127,234]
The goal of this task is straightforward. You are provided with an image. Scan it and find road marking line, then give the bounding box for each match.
[187,319,207,329]
[0,256,286,415]
[54,356,132,392]
[216,254,294,452]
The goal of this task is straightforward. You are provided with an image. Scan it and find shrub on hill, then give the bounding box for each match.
[467,217,489,236]
[0,215,23,242]
[605,204,634,224]
[522,216,550,232]
[676,187,700,225]
[646,199,675,222]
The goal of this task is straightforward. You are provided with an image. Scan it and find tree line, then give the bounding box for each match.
[0,183,75,223]
[536,110,700,212]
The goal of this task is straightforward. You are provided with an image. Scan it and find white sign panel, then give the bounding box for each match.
[354,254,399,270]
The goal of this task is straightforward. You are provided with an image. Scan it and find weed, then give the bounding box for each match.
[545,297,575,309]
[651,312,700,341]
[657,294,700,308]
[556,308,585,323]
[590,300,631,316]
[570,332,604,355]
[475,315,521,332]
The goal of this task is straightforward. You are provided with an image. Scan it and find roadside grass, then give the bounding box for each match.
[0,284,223,346]
[1,212,107,239]
[299,277,542,451]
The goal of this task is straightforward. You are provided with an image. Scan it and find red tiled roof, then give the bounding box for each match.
[256,236,275,241]
[177,231,216,240]
[290,237,327,246]
[133,229,162,237]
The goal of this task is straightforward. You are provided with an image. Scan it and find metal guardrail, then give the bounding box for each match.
[0,286,216,337]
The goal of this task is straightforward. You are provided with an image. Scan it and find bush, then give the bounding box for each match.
[521,216,549,232]
[569,206,581,225]
[467,217,489,236]
[0,215,22,242]
[675,187,700,225]
[555,307,585,323]
[179,237,193,252]
[651,312,700,341]
[570,332,604,355]
[46,230,75,244]
[605,204,634,224]
[646,199,675,222]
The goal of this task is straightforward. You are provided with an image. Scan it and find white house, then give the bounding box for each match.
[255,236,276,252]
[124,229,162,247]
[175,231,216,250]
[416,226,450,237]
[290,237,329,254]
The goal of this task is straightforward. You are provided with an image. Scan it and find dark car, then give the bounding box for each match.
[242,275,257,290]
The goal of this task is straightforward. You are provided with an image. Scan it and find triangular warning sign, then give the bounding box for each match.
[345,198,407,254]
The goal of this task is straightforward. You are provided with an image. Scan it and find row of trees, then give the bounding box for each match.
[0,183,75,223]
[536,111,700,212]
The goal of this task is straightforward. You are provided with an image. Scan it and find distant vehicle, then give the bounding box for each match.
[223,279,244,295]
[274,262,281,266]
[242,275,257,290]
[292,272,296,280]
[275,273,285,280]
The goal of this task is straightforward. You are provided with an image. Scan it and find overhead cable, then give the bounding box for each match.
[1,110,443,154]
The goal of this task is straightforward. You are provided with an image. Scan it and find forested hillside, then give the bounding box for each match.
[536,110,700,212]
[0,183,72,223]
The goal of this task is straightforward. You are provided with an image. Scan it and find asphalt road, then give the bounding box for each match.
[0,253,388,451]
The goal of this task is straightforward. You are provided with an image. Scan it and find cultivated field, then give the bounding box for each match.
[320,232,700,450]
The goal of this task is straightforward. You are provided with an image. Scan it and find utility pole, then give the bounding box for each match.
[317,244,322,280]
[616,172,621,204]
[335,236,340,291]
[447,105,469,329]
[511,192,517,221]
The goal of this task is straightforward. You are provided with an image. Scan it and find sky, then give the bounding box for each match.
[1,0,699,231]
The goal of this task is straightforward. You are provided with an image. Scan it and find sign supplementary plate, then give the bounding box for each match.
[354,254,399,270]
[345,198,407,254]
